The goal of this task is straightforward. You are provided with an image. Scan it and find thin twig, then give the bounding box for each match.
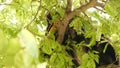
[0,3,12,5]
[24,0,42,28]
[94,6,106,13]
[101,36,112,43]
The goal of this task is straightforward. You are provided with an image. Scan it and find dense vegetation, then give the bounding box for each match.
[0,0,120,68]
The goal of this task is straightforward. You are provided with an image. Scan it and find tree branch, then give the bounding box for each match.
[56,0,107,66]
[67,0,98,20]
[66,0,72,13]
[57,0,99,44]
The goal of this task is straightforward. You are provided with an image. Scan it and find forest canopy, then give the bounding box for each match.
[0,0,120,68]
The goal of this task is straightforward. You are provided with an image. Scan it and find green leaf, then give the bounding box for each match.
[1,54,15,66]
[49,53,72,68]
[87,60,96,68]
[6,38,21,54]
[40,38,62,55]
[0,29,8,55]
[50,53,58,65]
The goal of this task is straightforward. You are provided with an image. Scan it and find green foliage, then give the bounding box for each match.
[80,51,99,68]
[49,53,72,68]
[105,0,120,17]
[0,0,120,68]
[40,38,62,55]
[0,29,21,67]
[39,38,73,67]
